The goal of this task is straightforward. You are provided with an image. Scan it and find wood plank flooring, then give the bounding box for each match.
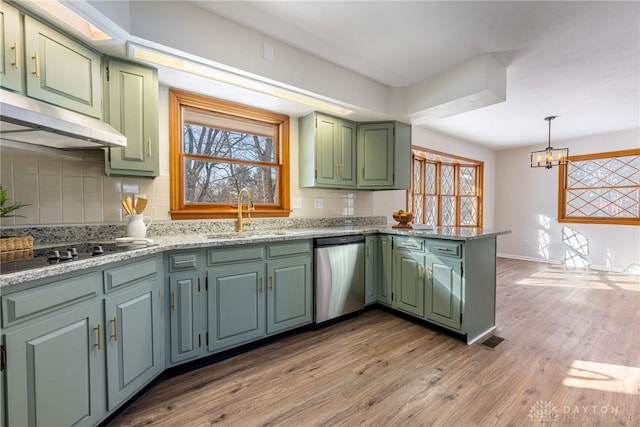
[108,258,640,427]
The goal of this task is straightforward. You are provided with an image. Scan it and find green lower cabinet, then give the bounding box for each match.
[266,255,312,334]
[364,235,379,304]
[393,249,426,317]
[378,235,393,305]
[425,254,463,330]
[4,301,106,426]
[169,273,203,364]
[207,262,266,352]
[104,281,162,411]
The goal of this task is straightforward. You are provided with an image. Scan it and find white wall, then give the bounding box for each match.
[496,128,640,272]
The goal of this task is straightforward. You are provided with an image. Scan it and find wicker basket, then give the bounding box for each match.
[0,235,34,252]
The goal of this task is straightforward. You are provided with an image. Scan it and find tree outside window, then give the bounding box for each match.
[169,90,290,219]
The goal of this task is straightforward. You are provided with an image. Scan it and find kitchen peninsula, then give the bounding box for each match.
[0,217,509,426]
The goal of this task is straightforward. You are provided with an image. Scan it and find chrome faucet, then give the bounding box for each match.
[237,188,254,232]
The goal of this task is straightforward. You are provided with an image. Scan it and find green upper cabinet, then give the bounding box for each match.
[357,121,411,190]
[104,57,159,177]
[23,15,102,118]
[299,112,357,188]
[300,113,411,190]
[0,2,22,92]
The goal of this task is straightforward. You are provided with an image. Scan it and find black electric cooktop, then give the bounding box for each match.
[0,242,138,275]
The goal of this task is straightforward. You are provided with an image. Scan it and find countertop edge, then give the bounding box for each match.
[0,226,511,288]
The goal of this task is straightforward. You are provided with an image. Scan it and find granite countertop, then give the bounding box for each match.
[0,225,510,288]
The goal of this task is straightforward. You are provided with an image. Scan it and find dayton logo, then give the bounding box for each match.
[529,400,560,424]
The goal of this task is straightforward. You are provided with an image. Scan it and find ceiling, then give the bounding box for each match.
[183,1,640,150]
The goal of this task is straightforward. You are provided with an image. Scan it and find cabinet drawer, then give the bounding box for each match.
[393,236,425,252]
[103,256,158,293]
[169,253,198,272]
[427,240,463,258]
[2,272,101,328]
[267,240,311,258]
[208,245,265,265]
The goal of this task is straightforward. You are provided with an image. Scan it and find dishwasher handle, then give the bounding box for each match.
[314,235,365,247]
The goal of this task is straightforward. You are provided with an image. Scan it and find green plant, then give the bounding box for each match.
[0,185,29,218]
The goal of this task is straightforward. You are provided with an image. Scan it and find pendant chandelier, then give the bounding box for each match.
[530,116,569,169]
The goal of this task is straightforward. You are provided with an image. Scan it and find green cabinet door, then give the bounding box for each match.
[169,273,202,364]
[357,121,411,189]
[378,235,393,305]
[299,112,357,188]
[207,261,266,352]
[104,58,159,177]
[0,2,22,92]
[364,235,379,304]
[426,254,463,330]
[357,122,394,188]
[5,301,105,427]
[104,281,162,411]
[393,249,426,317]
[266,255,312,334]
[23,15,102,118]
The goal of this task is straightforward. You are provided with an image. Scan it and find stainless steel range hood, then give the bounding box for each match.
[0,91,127,150]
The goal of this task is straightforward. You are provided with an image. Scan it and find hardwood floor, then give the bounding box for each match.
[108,258,640,427]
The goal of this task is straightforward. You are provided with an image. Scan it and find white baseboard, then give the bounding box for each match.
[496,253,562,264]
[497,253,628,273]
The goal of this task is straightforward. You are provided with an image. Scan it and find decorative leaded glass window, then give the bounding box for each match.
[409,147,483,228]
[558,149,640,225]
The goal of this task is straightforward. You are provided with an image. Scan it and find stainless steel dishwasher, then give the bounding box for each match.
[314,235,365,323]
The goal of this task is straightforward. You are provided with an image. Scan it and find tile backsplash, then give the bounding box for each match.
[0,147,383,227]
[0,148,170,226]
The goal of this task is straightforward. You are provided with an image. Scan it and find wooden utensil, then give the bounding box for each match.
[125,196,134,215]
[135,198,148,214]
[121,199,133,215]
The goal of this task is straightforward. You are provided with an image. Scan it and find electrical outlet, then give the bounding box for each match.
[314,198,323,209]
[292,197,302,209]
[524,239,530,246]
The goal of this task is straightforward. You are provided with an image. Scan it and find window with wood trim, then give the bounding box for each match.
[409,147,483,227]
[558,149,640,225]
[169,89,290,219]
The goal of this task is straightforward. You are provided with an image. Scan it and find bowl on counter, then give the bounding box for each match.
[392,213,414,229]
